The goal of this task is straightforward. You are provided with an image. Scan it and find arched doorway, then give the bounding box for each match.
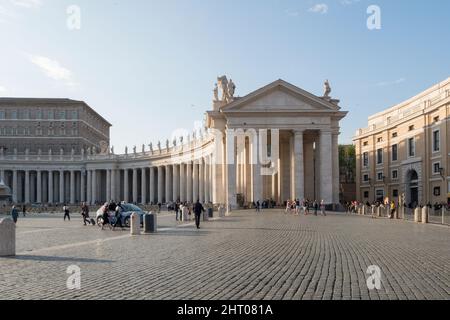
[406,169,419,207]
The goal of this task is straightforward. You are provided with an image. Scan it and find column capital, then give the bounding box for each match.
[293,129,305,135]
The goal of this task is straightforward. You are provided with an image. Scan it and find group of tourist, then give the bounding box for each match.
[285,199,326,216]
[174,200,205,229]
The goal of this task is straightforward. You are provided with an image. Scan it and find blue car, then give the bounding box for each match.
[96,203,147,228]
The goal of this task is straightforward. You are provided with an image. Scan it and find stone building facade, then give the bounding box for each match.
[0,98,111,156]
[353,78,450,206]
[0,78,347,210]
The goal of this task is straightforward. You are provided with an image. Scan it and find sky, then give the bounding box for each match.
[1,0,449,152]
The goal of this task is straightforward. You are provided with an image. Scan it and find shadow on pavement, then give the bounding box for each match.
[4,255,114,263]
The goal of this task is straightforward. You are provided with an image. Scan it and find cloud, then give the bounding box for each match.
[9,0,42,9]
[26,54,79,88]
[308,4,328,14]
[376,78,406,87]
[340,0,360,5]
[285,9,300,17]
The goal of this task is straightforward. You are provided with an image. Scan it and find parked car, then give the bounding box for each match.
[96,203,146,227]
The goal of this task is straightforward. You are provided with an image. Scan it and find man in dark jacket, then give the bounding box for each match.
[193,200,205,229]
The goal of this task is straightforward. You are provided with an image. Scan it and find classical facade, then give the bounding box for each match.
[0,77,347,210]
[354,77,450,206]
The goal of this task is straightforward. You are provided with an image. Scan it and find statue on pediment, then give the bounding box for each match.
[323,79,331,98]
[38,149,42,156]
[217,75,229,102]
[133,146,137,154]
[213,83,219,101]
[125,146,128,155]
[110,146,114,155]
[157,141,161,151]
[142,144,145,153]
[81,148,85,157]
[149,143,153,153]
[228,79,236,100]
[60,148,64,156]
[99,141,109,155]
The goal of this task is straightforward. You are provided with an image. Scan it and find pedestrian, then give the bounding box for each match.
[320,200,326,216]
[390,201,396,219]
[112,203,125,231]
[11,205,19,224]
[101,203,111,230]
[295,199,300,215]
[182,203,189,222]
[304,199,309,215]
[313,200,318,216]
[285,200,291,214]
[256,200,261,213]
[157,202,161,213]
[81,202,91,225]
[22,204,26,217]
[193,199,205,229]
[175,202,180,221]
[63,204,70,221]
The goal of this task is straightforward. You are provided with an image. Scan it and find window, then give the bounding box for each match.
[377,172,384,181]
[363,174,369,182]
[376,189,384,202]
[409,125,415,131]
[377,137,383,143]
[11,110,17,119]
[363,141,368,146]
[363,152,369,167]
[48,110,54,120]
[392,170,398,180]
[392,144,398,161]
[432,130,440,152]
[393,190,399,198]
[433,116,440,123]
[433,162,441,174]
[0,111,4,119]
[434,187,441,197]
[408,138,415,157]
[60,111,66,120]
[364,191,369,198]
[377,148,383,164]
[36,110,42,120]
[392,132,398,138]
[72,110,78,119]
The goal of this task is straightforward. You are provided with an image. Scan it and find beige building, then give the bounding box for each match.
[0,98,111,155]
[0,77,347,209]
[354,78,450,206]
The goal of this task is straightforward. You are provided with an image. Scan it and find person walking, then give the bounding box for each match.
[175,202,180,221]
[256,200,261,213]
[389,201,396,219]
[313,200,319,216]
[22,204,27,217]
[320,200,327,216]
[81,202,91,226]
[112,203,125,231]
[63,204,70,221]
[11,205,19,224]
[193,200,205,229]
[100,203,111,230]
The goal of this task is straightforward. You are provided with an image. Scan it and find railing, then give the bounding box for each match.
[428,206,450,226]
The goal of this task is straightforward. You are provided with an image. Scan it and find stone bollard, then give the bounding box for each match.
[394,207,399,219]
[130,212,141,236]
[414,208,422,223]
[0,218,15,257]
[143,212,157,234]
[377,207,381,217]
[421,207,428,224]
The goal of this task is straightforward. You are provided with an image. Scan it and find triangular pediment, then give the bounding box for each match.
[221,79,339,113]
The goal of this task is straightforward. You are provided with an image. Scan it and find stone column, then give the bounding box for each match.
[80,170,86,203]
[110,169,116,202]
[158,166,164,204]
[141,168,147,204]
[91,170,97,204]
[180,163,186,202]
[193,161,199,202]
[165,165,172,203]
[0,170,4,182]
[332,133,340,205]
[199,159,205,203]
[86,170,91,204]
[226,129,237,211]
[149,167,155,204]
[123,169,129,203]
[48,171,53,204]
[36,171,42,204]
[104,169,110,202]
[320,131,333,204]
[252,133,262,203]
[24,170,30,204]
[204,156,210,203]
[59,170,65,204]
[186,162,192,203]
[132,168,138,204]
[70,170,76,204]
[293,130,305,200]
[173,164,179,202]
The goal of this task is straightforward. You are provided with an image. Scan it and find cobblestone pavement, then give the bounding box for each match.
[0,210,449,300]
